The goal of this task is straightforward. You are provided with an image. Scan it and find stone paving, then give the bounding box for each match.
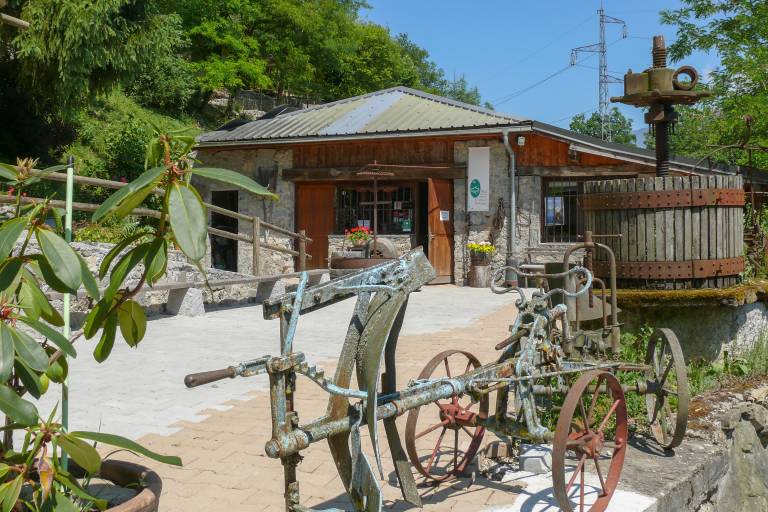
[32,285,659,511]
[116,288,522,512]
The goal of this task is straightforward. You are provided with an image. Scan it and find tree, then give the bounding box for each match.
[10,0,178,117]
[660,0,768,169]
[569,108,637,145]
[170,0,489,106]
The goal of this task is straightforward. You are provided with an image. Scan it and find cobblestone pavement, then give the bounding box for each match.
[32,285,511,439]
[37,285,656,511]
[112,287,522,511]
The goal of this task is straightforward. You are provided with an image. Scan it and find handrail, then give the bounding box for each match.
[11,168,313,274]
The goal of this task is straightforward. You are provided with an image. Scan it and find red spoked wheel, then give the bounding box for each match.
[405,350,488,483]
[552,370,628,512]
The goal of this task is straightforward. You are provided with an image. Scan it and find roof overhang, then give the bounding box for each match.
[195,124,532,149]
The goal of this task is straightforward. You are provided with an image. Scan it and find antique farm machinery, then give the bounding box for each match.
[184,244,688,512]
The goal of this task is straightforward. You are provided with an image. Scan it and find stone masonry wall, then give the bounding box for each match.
[327,234,415,260]
[195,148,296,276]
[453,140,585,285]
[18,239,257,321]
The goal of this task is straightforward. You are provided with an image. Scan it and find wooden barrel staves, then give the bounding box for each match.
[583,175,745,289]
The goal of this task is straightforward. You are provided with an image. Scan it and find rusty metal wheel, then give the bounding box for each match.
[553,370,628,512]
[645,327,689,449]
[405,350,488,483]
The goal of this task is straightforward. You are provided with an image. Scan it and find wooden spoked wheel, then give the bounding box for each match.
[405,350,488,483]
[553,370,628,512]
[645,327,689,449]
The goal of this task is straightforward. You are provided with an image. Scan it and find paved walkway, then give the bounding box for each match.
[34,286,511,439]
[34,285,658,511]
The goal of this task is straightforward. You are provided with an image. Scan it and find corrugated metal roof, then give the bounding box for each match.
[198,86,526,144]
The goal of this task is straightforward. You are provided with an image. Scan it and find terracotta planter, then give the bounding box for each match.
[72,460,162,512]
[330,256,394,270]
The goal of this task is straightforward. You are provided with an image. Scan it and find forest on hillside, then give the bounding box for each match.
[0,0,486,185]
[1,0,766,186]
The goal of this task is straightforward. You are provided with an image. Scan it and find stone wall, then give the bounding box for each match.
[327,234,414,260]
[195,147,296,275]
[621,301,768,361]
[453,140,509,285]
[452,140,583,285]
[20,239,258,320]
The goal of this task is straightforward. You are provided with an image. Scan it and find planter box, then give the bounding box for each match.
[469,264,491,288]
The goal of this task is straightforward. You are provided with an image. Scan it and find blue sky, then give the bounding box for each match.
[363,1,716,133]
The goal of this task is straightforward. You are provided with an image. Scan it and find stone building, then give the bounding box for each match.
[194,86,732,284]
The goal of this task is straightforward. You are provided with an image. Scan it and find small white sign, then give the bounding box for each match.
[440,210,450,221]
[467,146,490,212]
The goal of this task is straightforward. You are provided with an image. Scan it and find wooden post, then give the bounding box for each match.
[298,229,307,271]
[252,216,261,276]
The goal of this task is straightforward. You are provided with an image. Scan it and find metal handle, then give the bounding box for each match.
[184,367,237,388]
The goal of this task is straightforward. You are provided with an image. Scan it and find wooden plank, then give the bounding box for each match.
[682,177,692,263]
[628,179,637,263]
[664,179,675,289]
[643,177,655,274]
[653,177,665,286]
[717,175,725,287]
[708,176,717,287]
[618,179,627,262]
[691,175,701,288]
[637,177,647,264]
[673,177,684,289]
[283,165,465,181]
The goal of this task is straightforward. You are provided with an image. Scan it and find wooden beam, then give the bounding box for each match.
[516,164,650,177]
[283,164,465,181]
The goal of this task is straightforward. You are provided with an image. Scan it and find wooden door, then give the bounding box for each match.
[296,183,335,270]
[427,178,454,283]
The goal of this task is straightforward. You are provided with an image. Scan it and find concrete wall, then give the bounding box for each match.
[195,148,297,275]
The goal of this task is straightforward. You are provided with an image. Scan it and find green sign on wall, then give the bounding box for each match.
[470,178,481,198]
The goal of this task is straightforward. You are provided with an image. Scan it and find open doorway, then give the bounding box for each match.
[210,190,238,271]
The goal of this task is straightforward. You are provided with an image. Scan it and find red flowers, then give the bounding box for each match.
[345,225,372,244]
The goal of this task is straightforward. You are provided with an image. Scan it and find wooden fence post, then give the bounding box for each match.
[298,229,307,271]
[252,216,261,276]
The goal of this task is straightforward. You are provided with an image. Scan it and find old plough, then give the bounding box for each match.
[185,243,688,512]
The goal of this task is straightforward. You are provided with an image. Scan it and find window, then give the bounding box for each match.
[542,180,584,243]
[336,184,415,235]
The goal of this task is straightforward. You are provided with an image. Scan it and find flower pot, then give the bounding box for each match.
[71,460,163,512]
[470,252,491,266]
[468,264,491,288]
[329,256,395,278]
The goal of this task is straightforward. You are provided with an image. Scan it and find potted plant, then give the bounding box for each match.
[467,242,495,287]
[0,127,276,510]
[344,226,372,255]
[467,242,495,266]
[331,226,399,273]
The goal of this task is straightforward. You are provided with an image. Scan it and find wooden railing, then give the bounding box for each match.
[0,169,312,275]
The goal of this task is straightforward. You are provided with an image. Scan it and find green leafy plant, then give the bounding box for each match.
[0,127,276,510]
[344,226,372,246]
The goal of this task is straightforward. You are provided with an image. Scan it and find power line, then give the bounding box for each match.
[491,38,622,107]
[569,0,627,141]
[492,64,574,105]
[552,108,597,124]
[486,14,596,78]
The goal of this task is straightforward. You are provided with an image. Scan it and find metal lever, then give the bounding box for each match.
[184,355,272,388]
[185,367,236,388]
